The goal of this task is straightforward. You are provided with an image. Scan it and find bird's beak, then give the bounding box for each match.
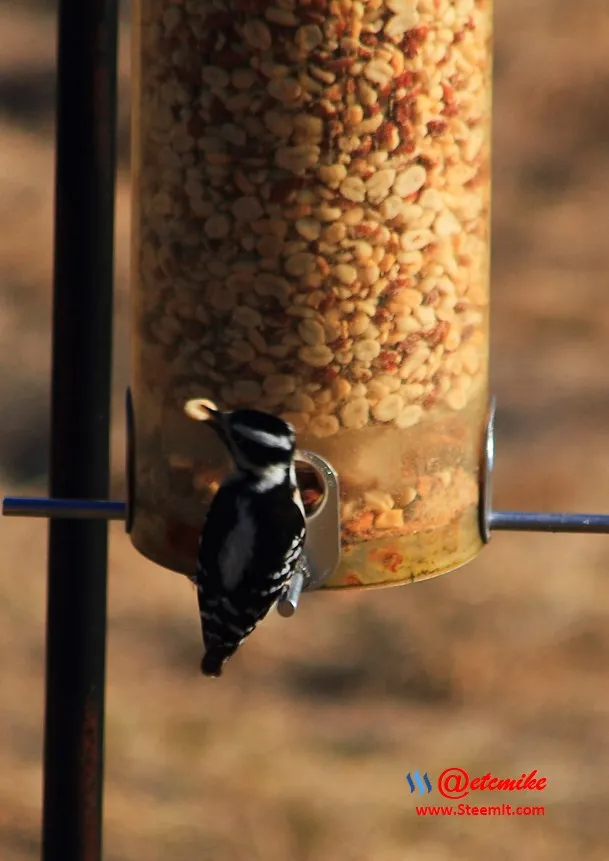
[184,398,220,423]
[184,398,229,441]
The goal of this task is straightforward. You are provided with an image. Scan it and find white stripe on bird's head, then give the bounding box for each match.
[230,423,293,451]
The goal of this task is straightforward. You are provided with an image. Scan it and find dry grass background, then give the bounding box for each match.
[1,1,609,859]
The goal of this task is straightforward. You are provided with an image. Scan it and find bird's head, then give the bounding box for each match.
[184,399,297,478]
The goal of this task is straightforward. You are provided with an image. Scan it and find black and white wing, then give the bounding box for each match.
[195,485,306,676]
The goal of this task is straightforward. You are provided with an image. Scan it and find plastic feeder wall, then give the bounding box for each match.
[130,0,492,588]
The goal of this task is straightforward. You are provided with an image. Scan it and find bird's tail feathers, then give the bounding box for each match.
[201,649,225,677]
[201,640,240,677]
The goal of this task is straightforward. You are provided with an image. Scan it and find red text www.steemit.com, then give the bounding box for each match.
[416,804,545,817]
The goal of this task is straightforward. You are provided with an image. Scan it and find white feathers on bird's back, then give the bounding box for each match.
[252,463,290,493]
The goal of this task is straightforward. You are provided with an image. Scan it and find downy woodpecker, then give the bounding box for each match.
[186,401,306,677]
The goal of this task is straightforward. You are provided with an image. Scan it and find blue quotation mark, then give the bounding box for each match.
[406,771,433,794]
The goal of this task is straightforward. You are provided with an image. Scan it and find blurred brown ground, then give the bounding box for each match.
[1,1,609,859]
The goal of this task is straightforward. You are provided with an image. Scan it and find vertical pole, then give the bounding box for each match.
[42,0,118,856]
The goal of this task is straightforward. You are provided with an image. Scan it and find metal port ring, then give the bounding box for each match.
[276,449,341,616]
[296,449,341,591]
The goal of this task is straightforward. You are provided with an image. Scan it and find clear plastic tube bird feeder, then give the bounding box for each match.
[129,0,492,588]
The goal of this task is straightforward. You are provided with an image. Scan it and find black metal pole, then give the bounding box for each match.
[42,0,118,856]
